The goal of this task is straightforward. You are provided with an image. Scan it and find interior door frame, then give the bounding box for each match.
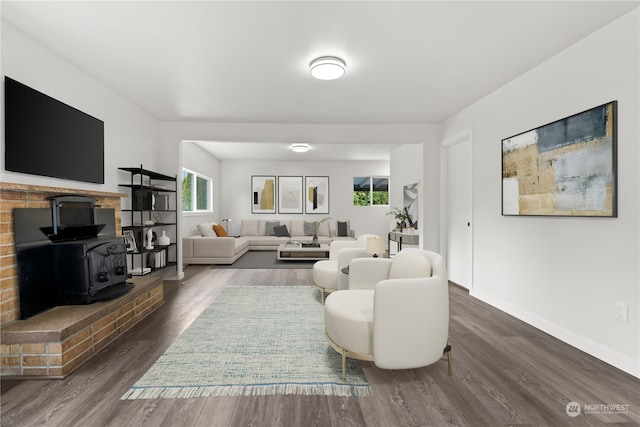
[439,128,474,290]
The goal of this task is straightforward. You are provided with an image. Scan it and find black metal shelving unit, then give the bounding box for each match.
[118,165,177,275]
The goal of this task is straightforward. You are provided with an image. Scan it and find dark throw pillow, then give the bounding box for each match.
[274,225,290,237]
[337,221,349,237]
[265,221,280,236]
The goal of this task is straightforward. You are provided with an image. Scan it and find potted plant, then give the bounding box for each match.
[387,208,411,231]
[387,207,413,231]
[312,217,332,245]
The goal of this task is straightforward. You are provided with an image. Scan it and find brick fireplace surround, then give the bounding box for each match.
[0,182,164,378]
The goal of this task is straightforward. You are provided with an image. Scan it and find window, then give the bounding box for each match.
[353,176,389,206]
[182,168,212,212]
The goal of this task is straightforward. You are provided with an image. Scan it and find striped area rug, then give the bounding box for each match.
[121,286,372,399]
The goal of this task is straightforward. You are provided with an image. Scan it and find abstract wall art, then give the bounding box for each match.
[251,175,276,214]
[305,176,329,214]
[403,182,418,228]
[502,101,617,217]
[277,176,303,214]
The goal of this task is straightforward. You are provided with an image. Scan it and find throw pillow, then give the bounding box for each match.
[212,224,227,237]
[337,221,349,237]
[196,223,217,237]
[304,221,316,236]
[389,250,432,279]
[265,221,280,236]
[274,225,290,237]
[239,219,259,236]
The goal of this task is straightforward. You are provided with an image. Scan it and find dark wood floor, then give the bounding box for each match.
[2,265,639,426]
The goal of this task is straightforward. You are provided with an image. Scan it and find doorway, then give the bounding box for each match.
[440,129,473,289]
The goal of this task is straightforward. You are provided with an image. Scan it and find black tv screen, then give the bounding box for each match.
[4,77,104,184]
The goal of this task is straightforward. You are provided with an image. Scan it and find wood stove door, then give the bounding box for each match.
[87,240,128,294]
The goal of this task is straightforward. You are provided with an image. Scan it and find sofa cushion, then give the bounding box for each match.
[265,221,280,236]
[274,224,290,237]
[304,221,316,236]
[212,224,228,237]
[248,236,289,247]
[197,223,217,237]
[324,290,374,356]
[317,220,330,237]
[289,220,304,236]
[240,219,259,236]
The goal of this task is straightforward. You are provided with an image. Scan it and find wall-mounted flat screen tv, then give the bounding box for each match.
[4,77,104,184]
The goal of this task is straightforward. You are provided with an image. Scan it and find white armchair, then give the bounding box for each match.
[324,249,451,380]
[312,234,380,302]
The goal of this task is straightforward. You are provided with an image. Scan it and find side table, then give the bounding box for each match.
[388,231,419,254]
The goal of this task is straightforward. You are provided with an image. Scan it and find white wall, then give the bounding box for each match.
[441,10,639,376]
[0,21,159,192]
[389,143,425,250]
[389,137,443,254]
[218,159,390,238]
[181,142,220,236]
[157,121,439,240]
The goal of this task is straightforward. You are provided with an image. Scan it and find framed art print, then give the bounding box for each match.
[123,230,137,252]
[305,176,329,214]
[277,176,303,214]
[502,101,617,217]
[403,182,418,228]
[251,175,276,214]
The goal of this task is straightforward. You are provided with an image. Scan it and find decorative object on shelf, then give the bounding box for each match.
[305,176,329,214]
[251,175,276,214]
[149,250,166,268]
[277,176,303,214]
[157,230,170,246]
[146,228,154,250]
[502,101,617,217]
[154,193,170,210]
[152,212,163,223]
[124,230,137,252]
[365,236,385,258]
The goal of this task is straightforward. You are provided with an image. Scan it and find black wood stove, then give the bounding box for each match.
[14,195,134,319]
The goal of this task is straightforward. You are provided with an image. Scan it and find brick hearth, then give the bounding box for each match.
[1,275,163,378]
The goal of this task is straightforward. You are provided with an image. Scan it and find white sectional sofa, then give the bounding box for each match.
[183,218,355,265]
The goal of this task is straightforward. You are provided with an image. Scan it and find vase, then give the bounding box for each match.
[158,230,170,246]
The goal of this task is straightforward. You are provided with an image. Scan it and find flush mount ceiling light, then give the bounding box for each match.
[291,144,310,153]
[309,56,346,80]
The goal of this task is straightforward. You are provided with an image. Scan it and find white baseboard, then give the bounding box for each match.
[469,288,640,379]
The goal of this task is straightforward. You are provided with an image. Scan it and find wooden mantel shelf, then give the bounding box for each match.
[0,181,127,199]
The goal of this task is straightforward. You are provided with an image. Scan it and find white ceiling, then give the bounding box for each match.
[2,1,637,161]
